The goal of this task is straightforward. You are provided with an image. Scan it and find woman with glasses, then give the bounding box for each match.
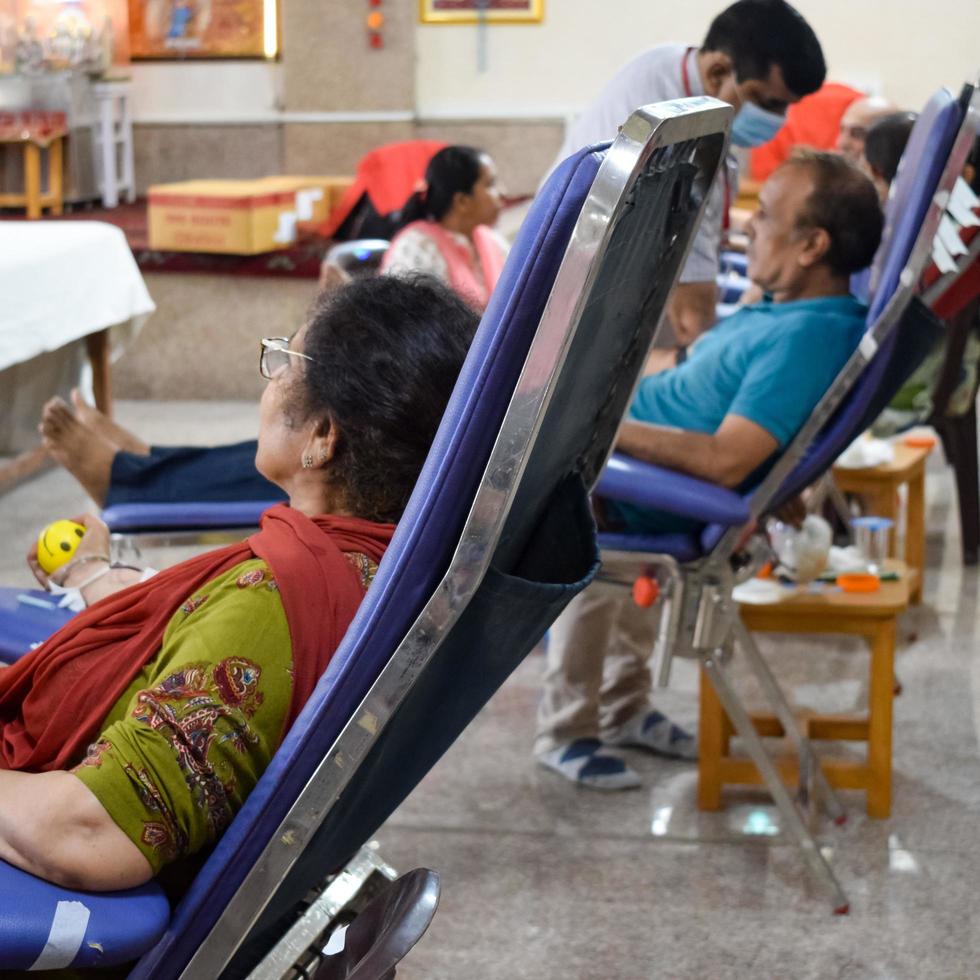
[0,276,477,894]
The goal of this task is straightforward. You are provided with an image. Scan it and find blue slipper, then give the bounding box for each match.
[537,738,641,790]
[604,709,698,761]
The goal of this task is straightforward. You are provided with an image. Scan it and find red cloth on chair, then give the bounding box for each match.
[750,82,863,181]
[320,140,447,239]
[0,505,393,773]
[923,207,980,320]
[932,258,980,320]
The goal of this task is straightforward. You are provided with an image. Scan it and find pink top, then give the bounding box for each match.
[382,220,507,312]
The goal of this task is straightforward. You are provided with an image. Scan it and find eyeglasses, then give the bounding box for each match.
[260,336,315,380]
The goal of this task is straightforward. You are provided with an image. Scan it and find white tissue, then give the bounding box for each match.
[835,435,895,469]
[768,514,832,583]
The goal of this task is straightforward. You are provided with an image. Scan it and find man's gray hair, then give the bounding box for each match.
[781,148,884,276]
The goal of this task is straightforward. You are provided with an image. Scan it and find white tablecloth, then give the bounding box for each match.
[0,221,155,453]
[0,221,155,372]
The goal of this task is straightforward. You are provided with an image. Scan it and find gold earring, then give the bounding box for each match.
[302,454,313,469]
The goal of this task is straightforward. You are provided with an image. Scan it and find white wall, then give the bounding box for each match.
[415,0,980,118]
[128,62,282,123]
[126,2,980,123]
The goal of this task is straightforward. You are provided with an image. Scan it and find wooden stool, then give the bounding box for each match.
[833,442,932,603]
[0,127,65,220]
[699,561,913,819]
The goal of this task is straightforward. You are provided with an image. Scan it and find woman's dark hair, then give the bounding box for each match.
[397,145,485,227]
[296,275,478,523]
[864,112,917,186]
[702,0,825,99]
[782,149,884,276]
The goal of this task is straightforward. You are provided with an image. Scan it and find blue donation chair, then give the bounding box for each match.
[593,83,979,913]
[0,96,731,974]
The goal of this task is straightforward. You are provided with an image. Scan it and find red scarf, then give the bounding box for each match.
[0,504,393,773]
[386,220,506,312]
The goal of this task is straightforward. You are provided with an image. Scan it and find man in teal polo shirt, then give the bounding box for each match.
[537,150,883,788]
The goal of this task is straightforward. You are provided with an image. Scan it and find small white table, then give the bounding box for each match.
[92,80,135,209]
[0,221,154,486]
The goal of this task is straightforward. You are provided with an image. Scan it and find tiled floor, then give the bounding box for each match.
[1,402,978,979]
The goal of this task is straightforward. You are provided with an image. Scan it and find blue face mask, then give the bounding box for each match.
[730,101,786,148]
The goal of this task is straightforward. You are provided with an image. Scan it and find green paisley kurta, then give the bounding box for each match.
[72,553,376,877]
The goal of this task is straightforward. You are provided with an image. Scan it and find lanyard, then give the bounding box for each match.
[681,45,731,231]
[680,45,696,98]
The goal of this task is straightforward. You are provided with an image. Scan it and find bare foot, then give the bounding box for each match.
[39,397,117,506]
[70,388,150,456]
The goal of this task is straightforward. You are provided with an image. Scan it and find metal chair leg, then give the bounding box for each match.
[731,619,846,827]
[701,650,850,914]
[655,571,684,687]
[807,473,854,542]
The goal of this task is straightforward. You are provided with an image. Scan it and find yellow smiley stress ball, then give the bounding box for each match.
[37,520,87,575]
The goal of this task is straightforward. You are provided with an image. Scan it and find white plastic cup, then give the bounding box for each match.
[851,516,893,575]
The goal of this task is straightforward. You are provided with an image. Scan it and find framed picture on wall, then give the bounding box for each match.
[419,0,544,25]
[128,0,278,60]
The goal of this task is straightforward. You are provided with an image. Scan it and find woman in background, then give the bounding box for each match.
[381,145,508,312]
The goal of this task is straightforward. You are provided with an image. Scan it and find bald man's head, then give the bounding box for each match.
[836,96,898,162]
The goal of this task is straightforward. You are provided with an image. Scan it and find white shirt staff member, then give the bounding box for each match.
[551,0,826,345]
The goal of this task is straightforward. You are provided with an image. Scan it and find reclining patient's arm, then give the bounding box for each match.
[0,769,152,891]
[0,558,291,891]
[617,414,778,488]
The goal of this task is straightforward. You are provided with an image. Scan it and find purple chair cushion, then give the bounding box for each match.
[0,587,74,664]
[597,531,703,563]
[0,861,167,971]
[128,144,611,980]
[102,501,278,532]
[596,453,749,527]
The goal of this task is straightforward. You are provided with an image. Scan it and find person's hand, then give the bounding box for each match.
[27,513,111,589]
[666,281,718,346]
[773,495,807,529]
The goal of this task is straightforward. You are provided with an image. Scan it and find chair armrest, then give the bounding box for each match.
[0,858,169,970]
[596,453,750,526]
[102,500,278,533]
